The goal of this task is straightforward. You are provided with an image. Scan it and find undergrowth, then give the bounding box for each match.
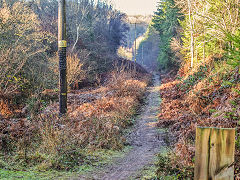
[0,70,151,175]
[157,56,239,178]
[156,152,194,179]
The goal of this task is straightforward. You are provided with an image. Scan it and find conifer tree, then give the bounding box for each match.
[152,0,183,70]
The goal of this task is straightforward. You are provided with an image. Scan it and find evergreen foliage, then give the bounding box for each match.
[152,0,183,70]
[226,32,240,68]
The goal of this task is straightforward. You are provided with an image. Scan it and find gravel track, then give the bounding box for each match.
[75,73,165,180]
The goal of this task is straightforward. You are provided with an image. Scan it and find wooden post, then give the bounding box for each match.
[194,127,235,180]
[134,22,137,63]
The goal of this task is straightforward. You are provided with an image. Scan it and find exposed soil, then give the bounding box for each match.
[74,73,166,180]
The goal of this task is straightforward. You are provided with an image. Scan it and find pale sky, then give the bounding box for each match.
[111,0,158,15]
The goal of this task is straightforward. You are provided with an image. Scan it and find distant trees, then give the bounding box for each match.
[125,15,150,48]
[136,25,160,70]
[116,16,150,62]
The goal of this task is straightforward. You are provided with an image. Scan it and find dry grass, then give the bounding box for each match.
[64,71,150,149]
[0,98,13,118]
[67,52,88,88]
[0,70,150,170]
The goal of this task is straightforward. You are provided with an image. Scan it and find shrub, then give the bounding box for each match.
[0,2,56,97]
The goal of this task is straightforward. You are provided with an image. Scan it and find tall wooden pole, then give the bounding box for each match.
[58,0,67,115]
[134,22,137,63]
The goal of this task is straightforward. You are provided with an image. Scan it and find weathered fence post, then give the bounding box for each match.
[194,127,235,180]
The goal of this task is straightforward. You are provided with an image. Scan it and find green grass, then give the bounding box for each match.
[130,164,158,180]
[155,147,194,179]
[0,169,73,180]
[0,147,132,180]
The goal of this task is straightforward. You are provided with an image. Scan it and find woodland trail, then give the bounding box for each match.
[76,73,166,180]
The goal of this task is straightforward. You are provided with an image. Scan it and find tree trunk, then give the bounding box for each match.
[188,0,194,68]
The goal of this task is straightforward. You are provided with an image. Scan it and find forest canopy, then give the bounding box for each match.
[152,0,240,71]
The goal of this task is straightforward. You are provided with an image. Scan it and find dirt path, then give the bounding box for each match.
[77,73,165,180]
